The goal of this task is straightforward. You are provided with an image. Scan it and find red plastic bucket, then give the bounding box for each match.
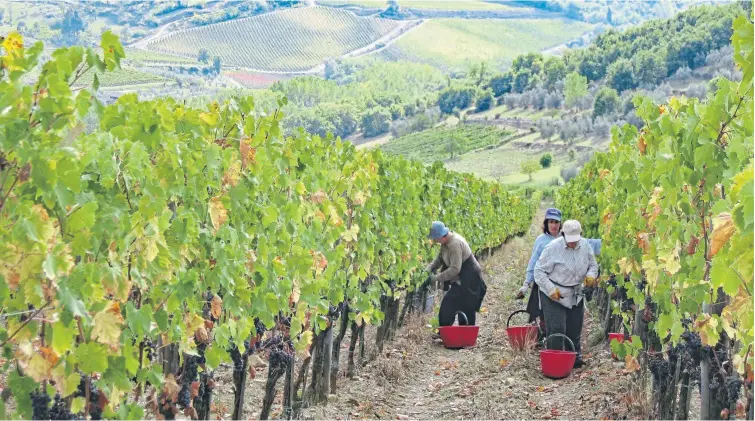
[540,334,577,379]
[506,310,539,350]
[438,312,479,349]
[608,333,631,360]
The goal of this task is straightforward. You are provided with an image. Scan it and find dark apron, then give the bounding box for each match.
[444,256,487,311]
[526,283,542,323]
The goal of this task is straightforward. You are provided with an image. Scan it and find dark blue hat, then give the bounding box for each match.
[545,208,562,221]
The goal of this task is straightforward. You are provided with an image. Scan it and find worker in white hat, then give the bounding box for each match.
[534,219,599,369]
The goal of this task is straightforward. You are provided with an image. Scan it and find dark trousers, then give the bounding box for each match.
[439,285,477,326]
[539,291,584,357]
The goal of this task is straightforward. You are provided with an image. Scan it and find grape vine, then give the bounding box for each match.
[0,30,538,419]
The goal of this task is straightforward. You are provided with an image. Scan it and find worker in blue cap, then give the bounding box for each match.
[425,221,487,326]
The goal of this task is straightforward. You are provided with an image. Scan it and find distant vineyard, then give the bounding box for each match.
[369,18,592,70]
[124,48,199,65]
[145,7,402,72]
[73,67,171,87]
[399,0,516,11]
[381,125,512,163]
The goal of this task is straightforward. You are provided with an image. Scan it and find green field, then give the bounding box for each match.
[381,125,512,163]
[73,67,171,88]
[145,6,402,72]
[375,18,592,70]
[446,131,556,179]
[399,1,516,10]
[317,0,388,7]
[124,48,200,65]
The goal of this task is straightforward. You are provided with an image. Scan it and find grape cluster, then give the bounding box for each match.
[636,279,647,292]
[725,375,742,403]
[649,357,670,384]
[254,317,267,337]
[269,349,292,372]
[30,389,51,420]
[177,342,207,409]
[141,337,155,362]
[75,377,102,420]
[680,331,702,364]
[621,298,634,313]
[49,393,76,420]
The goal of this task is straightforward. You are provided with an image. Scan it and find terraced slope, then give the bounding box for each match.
[144,6,402,72]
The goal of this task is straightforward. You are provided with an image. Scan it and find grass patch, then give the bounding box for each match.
[74,67,170,87]
[399,1,516,11]
[388,18,593,70]
[381,125,511,163]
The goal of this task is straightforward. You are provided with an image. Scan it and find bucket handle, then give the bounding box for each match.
[454,311,469,326]
[506,309,531,329]
[544,333,576,352]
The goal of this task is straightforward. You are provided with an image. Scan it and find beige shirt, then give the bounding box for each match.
[426,232,474,284]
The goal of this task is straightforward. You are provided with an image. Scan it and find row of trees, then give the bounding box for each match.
[482,3,743,100]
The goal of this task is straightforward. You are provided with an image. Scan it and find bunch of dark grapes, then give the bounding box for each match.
[649,357,670,384]
[30,389,51,420]
[75,378,102,420]
[268,349,293,374]
[680,331,702,364]
[636,279,647,292]
[606,275,618,289]
[178,343,207,409]
[725,375,742,403]
[254,317,267,337]
[49,393,75,420]
[643,296,655,322]
[620,299,633,313]
[141,337,155,362]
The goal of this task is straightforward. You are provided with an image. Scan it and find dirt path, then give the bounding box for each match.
[299,205,636,420]
[205,205,638,420]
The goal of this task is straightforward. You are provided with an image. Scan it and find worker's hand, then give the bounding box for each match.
[583,276,598,288]
[549,288,562,301]
[515,284,528,299]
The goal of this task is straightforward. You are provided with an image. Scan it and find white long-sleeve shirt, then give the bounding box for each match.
[534,237,598,308]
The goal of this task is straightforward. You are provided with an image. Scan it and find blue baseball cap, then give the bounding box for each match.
[428,221,449,240]
[545,208,562,221]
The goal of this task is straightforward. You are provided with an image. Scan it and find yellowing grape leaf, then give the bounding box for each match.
[658,243,681,275]
[710,213,735,257]
[294,330,314,357]
[163,374,180,401]
[617,257,639,275]
[342,224,359,242]
[222,161,241,187]
[355,312,370,327]
[695,314,720,346]
[210,295,223,319]
[24,353,53,382]
[642,260,661,289]
[289,279,301,306]
[310,190,327,204]
[208,196,228,233]
[637,232,650,254]
[625,355,641,372]
[92,308,124,350]
[638,136,647,155]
